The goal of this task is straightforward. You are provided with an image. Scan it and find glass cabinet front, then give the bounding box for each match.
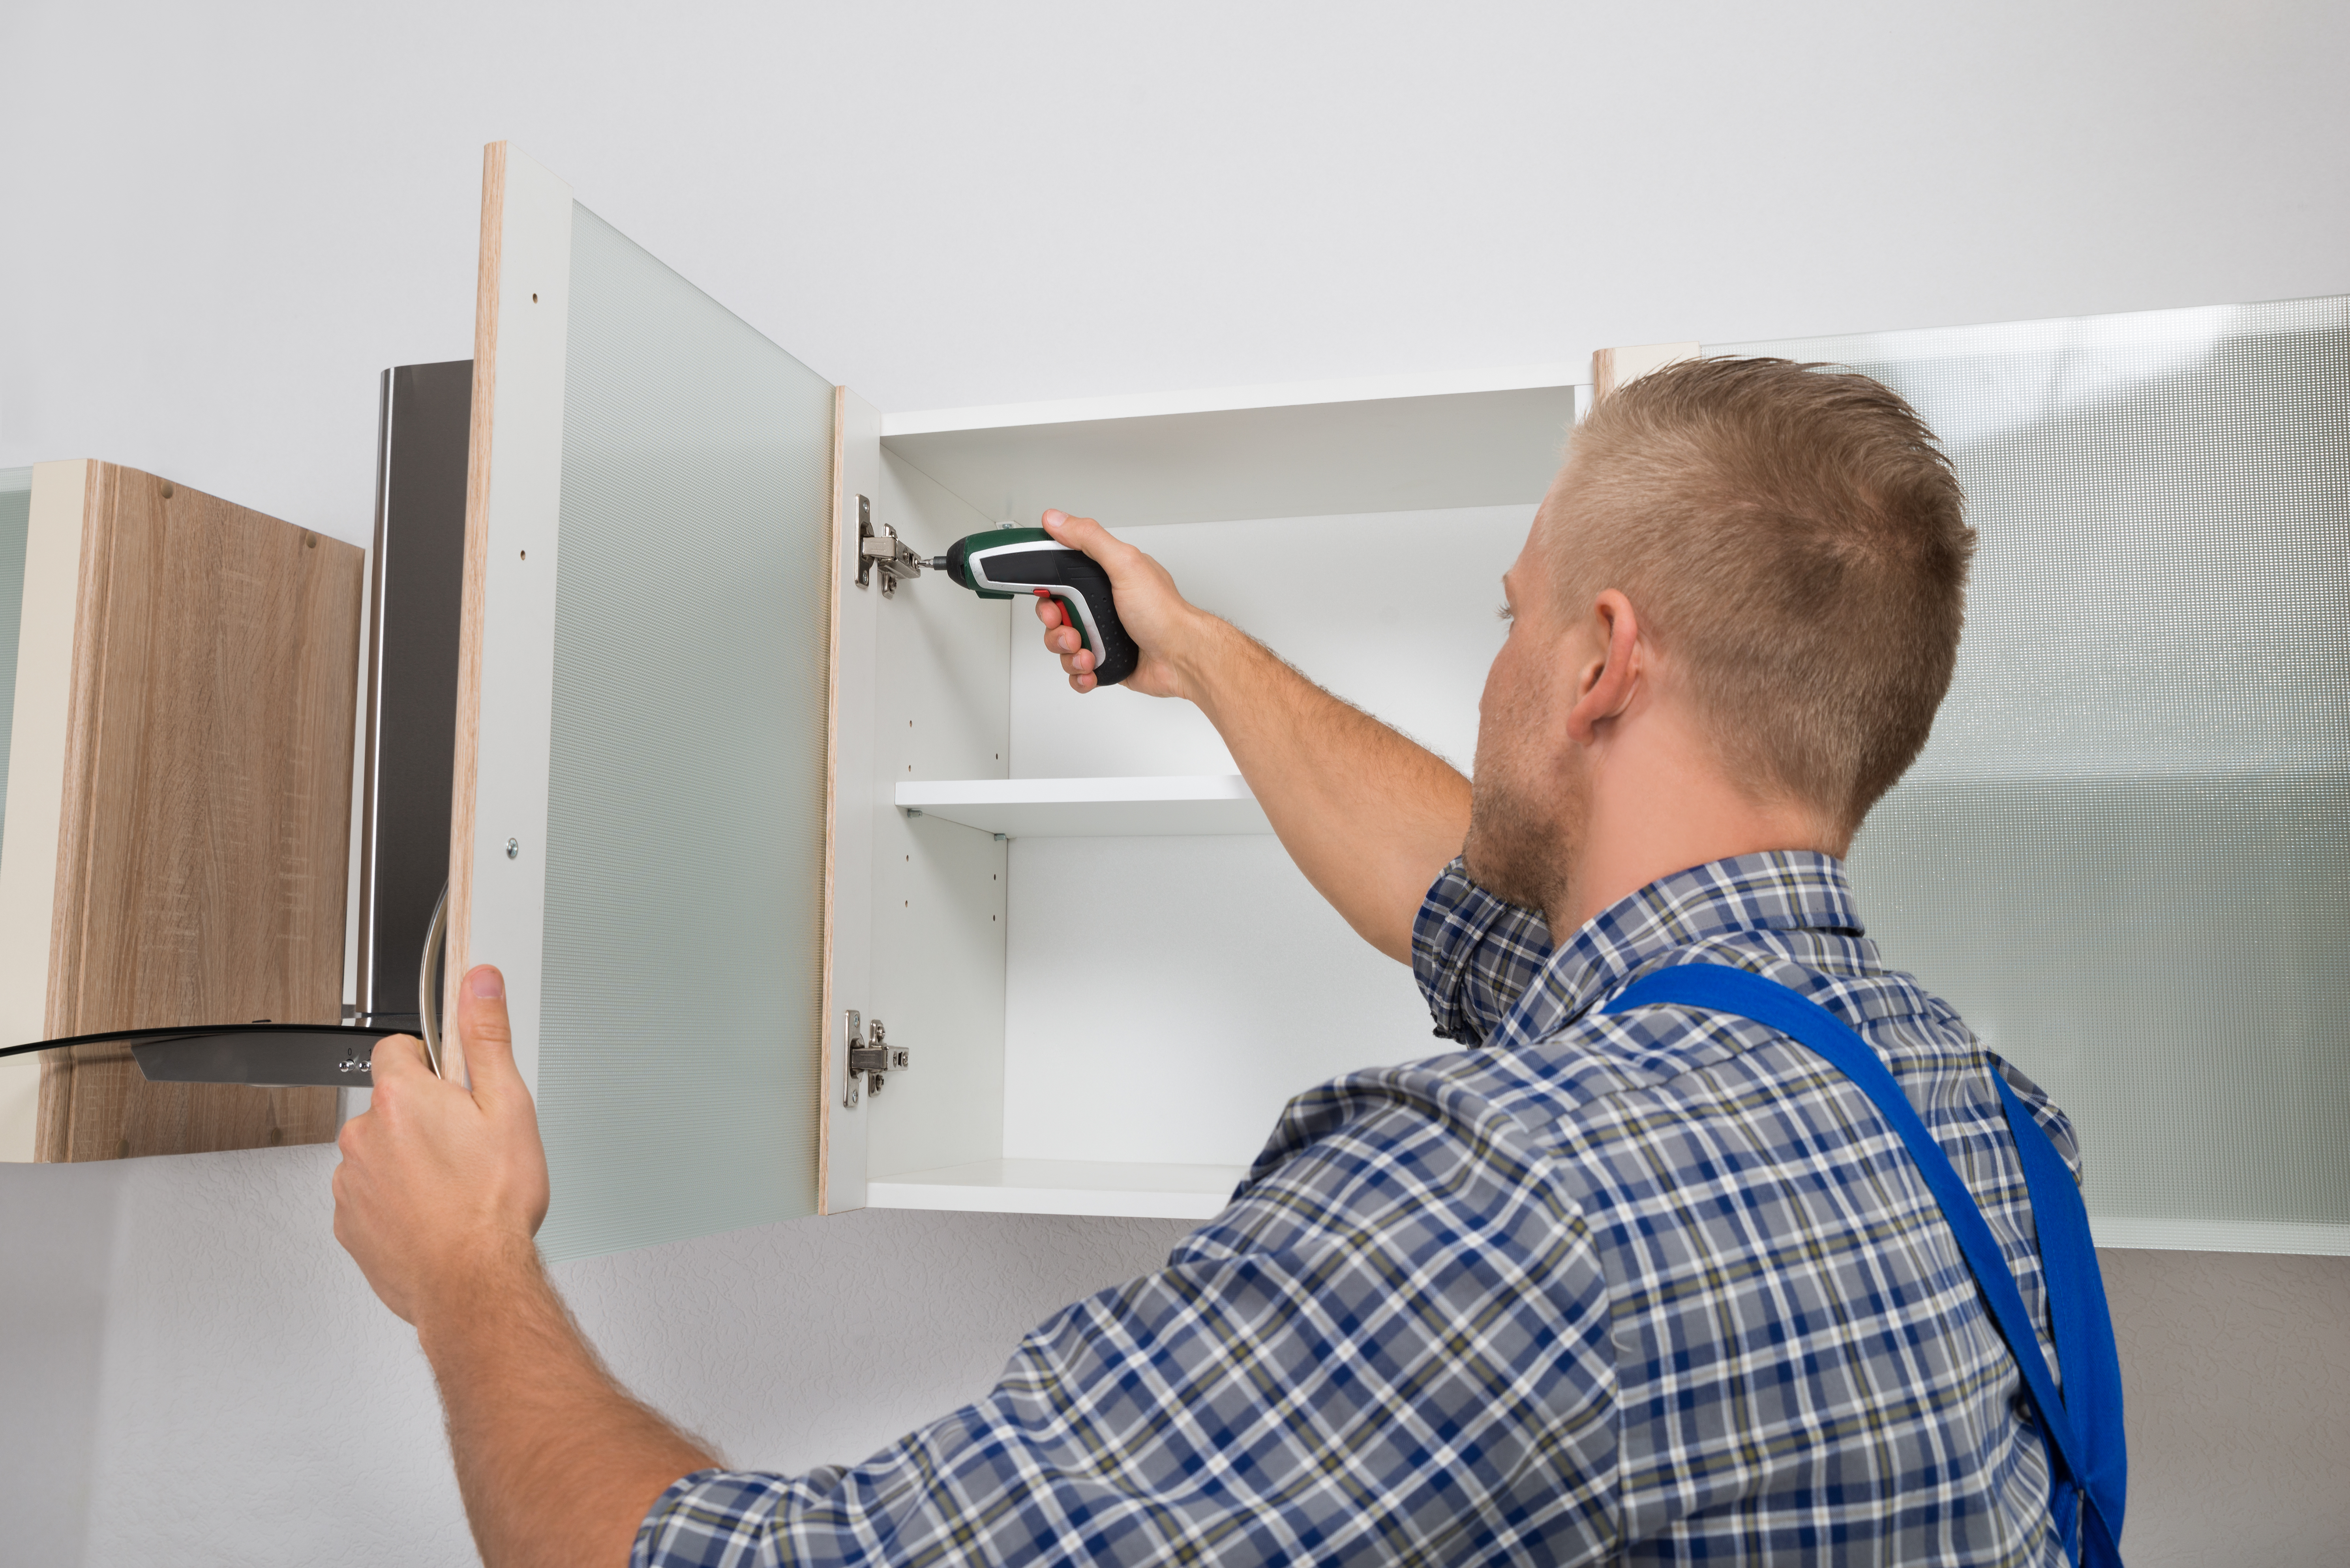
[1712,298,2350,1251]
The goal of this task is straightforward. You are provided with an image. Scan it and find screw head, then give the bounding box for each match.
[505,837,520,860]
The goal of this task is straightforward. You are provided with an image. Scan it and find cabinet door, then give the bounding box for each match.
[1694,298,2350,1255]
[449,144,849,1260]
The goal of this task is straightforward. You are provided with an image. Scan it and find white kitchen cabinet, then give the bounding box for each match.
[450,144,1540,1256]
[448,144,2347,1260]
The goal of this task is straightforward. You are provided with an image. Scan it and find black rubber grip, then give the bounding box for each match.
[977,547,1140,685]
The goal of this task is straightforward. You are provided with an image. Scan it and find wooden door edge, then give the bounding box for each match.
[1590,341,1701,402]
[443,141,510,1087]
[816,387,846,1215]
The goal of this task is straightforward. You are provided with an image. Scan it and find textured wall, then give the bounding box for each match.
[3,1148,2344,1564]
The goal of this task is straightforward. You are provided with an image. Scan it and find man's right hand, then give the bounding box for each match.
[1031,509,1212,699]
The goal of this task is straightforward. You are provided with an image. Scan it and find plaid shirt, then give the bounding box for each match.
[638,851,2078,1566]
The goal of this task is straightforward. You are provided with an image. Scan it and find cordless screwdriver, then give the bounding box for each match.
[920,527,1140,686]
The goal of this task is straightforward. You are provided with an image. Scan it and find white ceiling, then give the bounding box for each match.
[2,0,2344,543]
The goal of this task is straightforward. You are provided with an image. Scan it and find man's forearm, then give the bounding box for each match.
[1182,616,1470,961]
[418,1244,715,1568]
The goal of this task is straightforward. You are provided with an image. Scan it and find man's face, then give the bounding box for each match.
[1462,497,1593,922]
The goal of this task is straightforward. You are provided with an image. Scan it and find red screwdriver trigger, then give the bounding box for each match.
[1034,588,1084,653]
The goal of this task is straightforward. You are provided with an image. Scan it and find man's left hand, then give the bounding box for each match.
[333,965,550,1326]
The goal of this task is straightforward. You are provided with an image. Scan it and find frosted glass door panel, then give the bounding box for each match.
[1710,298,2350,1253]
[535,205,834,1261]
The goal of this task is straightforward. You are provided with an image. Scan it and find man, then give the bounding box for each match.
[335,357,2083,1565]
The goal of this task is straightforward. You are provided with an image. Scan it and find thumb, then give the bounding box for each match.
[455,965,524,1101]
[1041,509,1123,566]
[367,1030,433,1083]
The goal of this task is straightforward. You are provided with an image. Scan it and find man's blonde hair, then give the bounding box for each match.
[1553,356,1975,836]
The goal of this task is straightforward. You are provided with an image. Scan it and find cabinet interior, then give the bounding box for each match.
[852,390,1560,1217]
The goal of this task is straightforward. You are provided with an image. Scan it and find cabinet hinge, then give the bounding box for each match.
[854,495,925,596]
[842,1009,912,1107]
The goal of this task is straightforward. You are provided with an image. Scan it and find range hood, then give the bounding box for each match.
[2,362,470,1102]
[1,1023,405,1088]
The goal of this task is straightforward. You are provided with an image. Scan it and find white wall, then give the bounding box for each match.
[3,2,2348,1564]
[0,1145,1197,1566]
[5,1,2348,541]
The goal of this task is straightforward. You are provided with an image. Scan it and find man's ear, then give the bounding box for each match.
[1566,590,1641,746]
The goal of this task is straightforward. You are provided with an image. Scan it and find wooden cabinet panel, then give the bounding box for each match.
[32,461,364,1160]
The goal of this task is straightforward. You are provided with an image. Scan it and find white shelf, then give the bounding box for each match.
[881,371,1589,529]
[896,775,1271,837]
[866,1157,1245,1220]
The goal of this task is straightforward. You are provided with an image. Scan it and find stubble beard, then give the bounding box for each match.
[1463,708,1588,933]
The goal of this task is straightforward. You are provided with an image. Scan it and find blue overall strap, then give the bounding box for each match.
[1989,1067,2128,1549]
[1604,963,2125,1565]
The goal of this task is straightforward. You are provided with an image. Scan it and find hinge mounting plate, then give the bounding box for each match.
[842,1010,912,1107]
[854,495,923,596]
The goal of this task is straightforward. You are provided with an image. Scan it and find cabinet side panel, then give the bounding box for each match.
[865,450,1008,1182]
[40,464,362,1159]
[530,202,835,1261]
[21,462,98,1161]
